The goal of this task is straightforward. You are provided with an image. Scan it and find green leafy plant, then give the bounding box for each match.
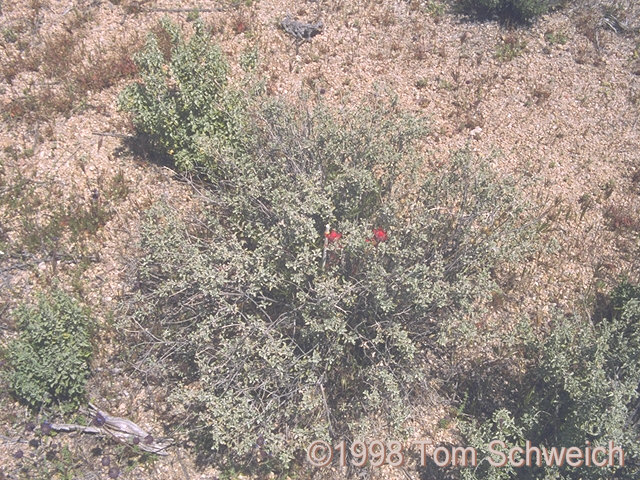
[6,289,93,409]
[458,282,640,479]
[118,18,247,172]
[544,29,568,45]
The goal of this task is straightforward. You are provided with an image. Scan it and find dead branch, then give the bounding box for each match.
[91,131,135,139]
[48,403,173,456]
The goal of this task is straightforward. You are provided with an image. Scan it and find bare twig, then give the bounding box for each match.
[0,435,28,444]
[91,131,135,139]
[318,381,334,436]
[321,223,329,270]
[50,423,102,434]
[281,15,323,41]
[281,15,324,55]
[175,448,191,480]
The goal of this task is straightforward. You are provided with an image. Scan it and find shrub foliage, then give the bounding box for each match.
[123,20,532,470]
[458,283,640,479]
[7,289,93,409]
[118,18,246,172]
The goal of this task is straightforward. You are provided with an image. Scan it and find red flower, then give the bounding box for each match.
[325,229,342,243]
[372,228,388,243]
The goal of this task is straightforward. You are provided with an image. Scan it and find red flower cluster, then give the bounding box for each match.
[366,227,388,245]
[372,228,388,243]
[324,228,388,245]
[325,229,342,243]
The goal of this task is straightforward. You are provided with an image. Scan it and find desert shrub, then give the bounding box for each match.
[121,19,535,472]
[458,282,640,479]
[118,18,246,172]
[127,104,530,472]
[6,289,93,410]
[455,0,560,23]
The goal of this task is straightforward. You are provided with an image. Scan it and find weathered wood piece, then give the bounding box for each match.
[48,403,172,456]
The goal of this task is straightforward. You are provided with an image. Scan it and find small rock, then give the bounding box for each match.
[94,412,106,427]
[470,126,483,137]
[41,421,52,435]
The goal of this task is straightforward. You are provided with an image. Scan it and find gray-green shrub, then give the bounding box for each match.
[122,19,534,472]
[458,283,640,479]
[6,289,93,409]
[129,109,530,470]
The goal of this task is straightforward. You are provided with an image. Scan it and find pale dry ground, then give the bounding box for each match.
[1,0,639,479]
